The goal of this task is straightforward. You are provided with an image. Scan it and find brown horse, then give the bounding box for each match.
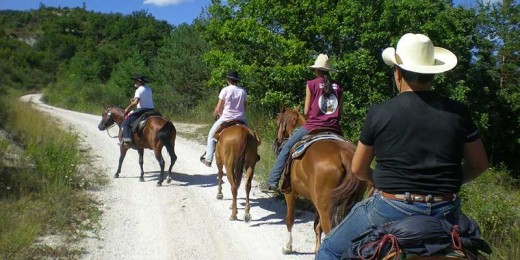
[97,105,177,186]
[273,108,370,254]
[215,124,261,221]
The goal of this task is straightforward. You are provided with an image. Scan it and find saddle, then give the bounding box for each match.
[131,110,163,136]
[342,214,492,260]
[212,120,246,141]
[280,129,347,194]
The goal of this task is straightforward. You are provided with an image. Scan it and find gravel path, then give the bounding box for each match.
[21,94,317,260]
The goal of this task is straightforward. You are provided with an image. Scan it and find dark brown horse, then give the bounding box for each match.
[97,105,177,186]
[215,124,261,221]
[273,108,370,254]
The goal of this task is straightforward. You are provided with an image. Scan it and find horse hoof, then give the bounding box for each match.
[156,182,162,187]
[166,177,172,184]
[113,174,120,178]
[216,193,223,200]
[282,246,293,255]
[139,177,145,182]
[229,215,237,221]
[244,213,251,222]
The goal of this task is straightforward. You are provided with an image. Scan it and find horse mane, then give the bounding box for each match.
[278,107,305,129]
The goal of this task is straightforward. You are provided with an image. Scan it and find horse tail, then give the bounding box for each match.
[157,121,176,160]
[233,127,248,178]
[330,143,370,228]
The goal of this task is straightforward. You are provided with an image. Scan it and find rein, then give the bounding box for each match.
[105,123,119,138]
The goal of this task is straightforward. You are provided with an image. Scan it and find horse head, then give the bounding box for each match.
[98,105,123,131]
[272,107,305,154]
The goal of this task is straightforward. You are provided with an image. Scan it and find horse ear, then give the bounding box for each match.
[278,101,285,113]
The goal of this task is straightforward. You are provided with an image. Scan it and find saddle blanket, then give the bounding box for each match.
[291,132,346,159]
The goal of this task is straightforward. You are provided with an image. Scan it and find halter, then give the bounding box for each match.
[102,107,119,138]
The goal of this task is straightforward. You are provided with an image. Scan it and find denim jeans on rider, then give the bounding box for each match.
[316,190,461,260]
[267,127,309,188]
[122,109,150,140]
[203,118,249,163]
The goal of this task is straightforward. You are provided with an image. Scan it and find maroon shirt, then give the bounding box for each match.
[303,77,343,132]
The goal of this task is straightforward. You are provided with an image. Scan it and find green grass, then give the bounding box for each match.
[0,94,105,259]
[460,167,520,259]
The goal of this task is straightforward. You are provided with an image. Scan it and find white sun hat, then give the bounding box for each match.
[309,54,337,72]
[382,33,457,74]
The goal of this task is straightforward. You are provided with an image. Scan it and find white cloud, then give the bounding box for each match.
[143,0,189,6]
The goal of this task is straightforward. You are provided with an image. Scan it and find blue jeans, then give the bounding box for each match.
[267,127,309,187]
[203,118,249,162]
[122,109,152,140]
[316,191,461,260]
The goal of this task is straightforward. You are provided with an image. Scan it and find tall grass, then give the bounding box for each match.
[460,167,520,259]
[0,95,103,259]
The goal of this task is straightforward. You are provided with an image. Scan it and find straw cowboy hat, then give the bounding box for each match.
[382,33,457,74]
[309,54,337,72]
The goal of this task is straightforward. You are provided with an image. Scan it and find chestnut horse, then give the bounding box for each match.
[97,105,177,186]
[273,108,370,254]
[215,124,261,221]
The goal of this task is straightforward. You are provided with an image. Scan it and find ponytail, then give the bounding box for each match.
[323,71,332,97]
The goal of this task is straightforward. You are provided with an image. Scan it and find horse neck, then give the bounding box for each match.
[111,107,126,127]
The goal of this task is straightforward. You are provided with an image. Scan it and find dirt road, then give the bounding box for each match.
[21,94,316,260]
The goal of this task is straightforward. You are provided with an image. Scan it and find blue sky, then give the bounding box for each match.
[0,0,211,26]
[0,0,513,26]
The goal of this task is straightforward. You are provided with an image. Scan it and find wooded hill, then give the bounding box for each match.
[1,0,519,178]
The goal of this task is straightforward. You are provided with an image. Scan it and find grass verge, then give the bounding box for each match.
[0,94,105,259]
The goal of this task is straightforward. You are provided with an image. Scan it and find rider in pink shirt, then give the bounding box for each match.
[200,70,249,167]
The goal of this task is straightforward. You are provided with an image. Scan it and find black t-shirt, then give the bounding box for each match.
[359,91,479,195]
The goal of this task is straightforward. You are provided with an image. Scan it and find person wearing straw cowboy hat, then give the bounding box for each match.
[261,54,344,193]
[121,74,155,147]
[316,33,489,259]
[200,69,249,167]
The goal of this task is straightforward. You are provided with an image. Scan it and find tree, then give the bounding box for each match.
[203,0,478,141]
[152,22,210,115]
[475,0,520,177]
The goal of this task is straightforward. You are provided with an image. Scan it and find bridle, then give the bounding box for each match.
[101,107,119,138]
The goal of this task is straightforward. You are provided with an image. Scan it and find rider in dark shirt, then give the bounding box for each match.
[316,33,488,259]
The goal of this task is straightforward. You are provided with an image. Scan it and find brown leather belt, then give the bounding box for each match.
[380,190,456,203]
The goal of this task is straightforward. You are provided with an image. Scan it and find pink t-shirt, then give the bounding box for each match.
[218,84,247,121]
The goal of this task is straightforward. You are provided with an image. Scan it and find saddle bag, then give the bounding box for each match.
[342,214,492,260]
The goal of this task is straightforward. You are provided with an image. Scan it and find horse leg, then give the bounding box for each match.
[283,192,296,254]
[165,135,177,184]
[154,148,165,186]
[314,212,323,253]
[115,146,128,178]
[166,145,177,184]
[314,202,331,253]
[227,161,238,221]
[243,165,253,222]
[216,162,224,200]
[138,148,145,182]
[229,182,238,221]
